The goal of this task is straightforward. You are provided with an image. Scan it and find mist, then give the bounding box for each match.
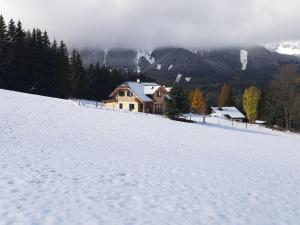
[1,0,300,49]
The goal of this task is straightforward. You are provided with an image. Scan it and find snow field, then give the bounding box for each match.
[0,89,300,225]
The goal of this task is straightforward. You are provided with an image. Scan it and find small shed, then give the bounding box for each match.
[211,107,246,122]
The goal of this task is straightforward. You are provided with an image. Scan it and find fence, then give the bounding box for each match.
[186,113,267,131]
[71,99,165,119]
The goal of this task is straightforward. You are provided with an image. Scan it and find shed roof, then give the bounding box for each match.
[211,107,246,119]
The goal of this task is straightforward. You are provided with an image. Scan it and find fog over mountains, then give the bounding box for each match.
[3,0,300,49]
[81,44,300,89]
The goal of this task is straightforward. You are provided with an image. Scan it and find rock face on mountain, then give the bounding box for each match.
[81,46,300,89]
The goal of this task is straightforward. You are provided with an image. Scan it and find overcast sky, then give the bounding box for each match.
[1,0,300,49]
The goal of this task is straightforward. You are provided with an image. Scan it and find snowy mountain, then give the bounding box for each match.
[1,89,300,225]
[81,46,300,88]
[264,41,300,56]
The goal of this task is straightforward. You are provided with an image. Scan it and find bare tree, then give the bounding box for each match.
[268,65,300,130]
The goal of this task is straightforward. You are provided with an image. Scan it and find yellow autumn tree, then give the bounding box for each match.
[243,86,261,123]
[191,88,209,115]
[218,83,231,108]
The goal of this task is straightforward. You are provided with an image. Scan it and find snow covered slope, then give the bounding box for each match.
[1,89,300,225]
[265,41,300,56]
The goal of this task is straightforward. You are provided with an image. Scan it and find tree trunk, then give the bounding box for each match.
[284,105,289,130]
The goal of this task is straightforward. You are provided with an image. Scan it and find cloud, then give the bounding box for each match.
[1,0,300,49]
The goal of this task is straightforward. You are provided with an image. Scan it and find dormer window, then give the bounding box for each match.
[119,91,125,96]
[127,91,133,97]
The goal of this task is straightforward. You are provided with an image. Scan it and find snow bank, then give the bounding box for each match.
[175,73,183,82]
[156,64,162,70]
[0,89,300,225]
[264,41,300,56]
[240,49,248,70]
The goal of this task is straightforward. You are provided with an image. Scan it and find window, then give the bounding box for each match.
[119,103,123,109]
[129,104,135,111]
[127,91,133,97]
[157,91,162,97]
[119,91,125,97]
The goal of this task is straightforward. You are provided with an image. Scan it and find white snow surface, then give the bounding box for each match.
[175,73,183,82]
[185,77,192,82]
[1,89,300,225]
[264,41,300,56]
[156,64,162,70]
[240,50,248,70]
[125,82,153,102]
[103,49,108,66]
[168,64,173,70]
[211,107,246,119]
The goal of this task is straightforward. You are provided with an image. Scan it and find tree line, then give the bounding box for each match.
[0,15,151,101]
[166,64,300,130]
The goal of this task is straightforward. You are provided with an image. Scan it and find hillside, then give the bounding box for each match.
[81,46,300,89]
[0,89,300,225]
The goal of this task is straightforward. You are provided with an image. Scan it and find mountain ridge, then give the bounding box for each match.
[80,45,300,89]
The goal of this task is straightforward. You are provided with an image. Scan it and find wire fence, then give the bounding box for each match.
[70,99,166,119]
[185,113,268,131]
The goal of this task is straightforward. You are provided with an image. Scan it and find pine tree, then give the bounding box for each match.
[191,88,209,115]
[0,14,157,103]
[69,49,85,97]
[218,83,231,108]
[56,41,70,98]
[166,84,189,119]
[0,15,8,59]
[7,19,16,45]
[0,15,9,88]
[243,86,261,123]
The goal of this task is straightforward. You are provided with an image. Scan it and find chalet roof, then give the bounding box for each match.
[141,82,159,86]
[211,107,246,119]
[126,82,153,102]
[165,87,172,92]
[109,81,167,103]
[144,85,160,95]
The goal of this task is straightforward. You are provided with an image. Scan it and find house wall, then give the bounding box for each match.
[105,88,141,113]
[104,85,169,114]
[151,88,168,114]
[104,101,117,110]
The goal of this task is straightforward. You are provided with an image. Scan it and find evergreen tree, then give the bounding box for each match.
[166,84,189,119]
[0,15,9,87]
[69,49,85,97]
[243,86,261,123]
[56,41,70,98]
[0,14,157,103]
[13,21,27,91]
[0,15,8,59]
